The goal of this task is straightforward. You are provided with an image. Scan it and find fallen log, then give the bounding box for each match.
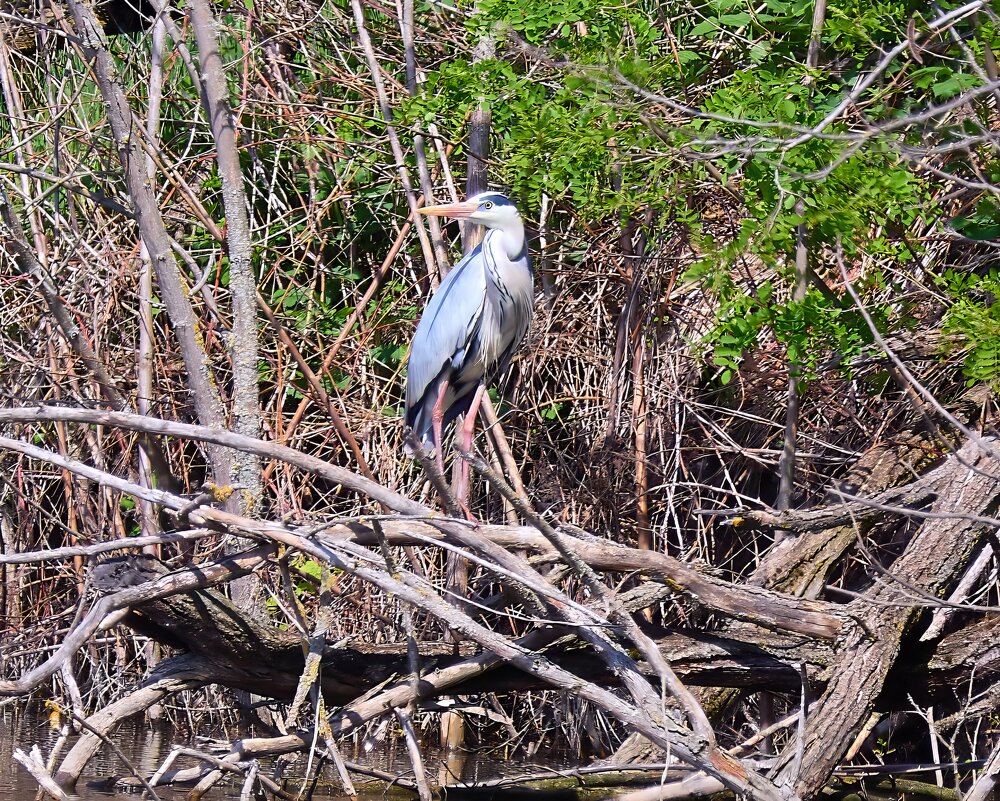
[5,406,998,800]
[54,519,998,791]
[610,430,1000,778]
[769,437,1000,797]
[86,554,819,701]
[750,430,941,597]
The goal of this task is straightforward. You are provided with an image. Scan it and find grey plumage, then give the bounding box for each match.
[405,192,534,453]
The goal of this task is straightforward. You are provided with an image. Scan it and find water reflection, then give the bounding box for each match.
[0,706,579,800]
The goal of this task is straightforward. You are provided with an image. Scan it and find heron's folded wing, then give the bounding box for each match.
[405,246,487,417]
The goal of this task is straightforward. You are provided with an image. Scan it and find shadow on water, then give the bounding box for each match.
[0,705,587,801]
[442,790,580,801]
[0,706,957,801]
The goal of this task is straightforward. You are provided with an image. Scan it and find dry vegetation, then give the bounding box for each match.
[0,0,999,799]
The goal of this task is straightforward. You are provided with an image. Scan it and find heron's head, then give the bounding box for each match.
[418,192,521,229]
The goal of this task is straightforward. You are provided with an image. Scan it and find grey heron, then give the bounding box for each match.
[405,192,534,502]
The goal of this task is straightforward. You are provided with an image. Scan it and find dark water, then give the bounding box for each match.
[0,707,576,800]
[0,708,182,799]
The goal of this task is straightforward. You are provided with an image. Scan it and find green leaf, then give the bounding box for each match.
[690,18,720,36]
[718,12,752,25]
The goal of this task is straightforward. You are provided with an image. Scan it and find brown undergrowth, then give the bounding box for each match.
[1,0,999,799]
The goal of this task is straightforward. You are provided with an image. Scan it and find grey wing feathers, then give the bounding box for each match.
[405,247,486,447]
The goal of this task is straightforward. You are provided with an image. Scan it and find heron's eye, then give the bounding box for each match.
[483,201,494,210]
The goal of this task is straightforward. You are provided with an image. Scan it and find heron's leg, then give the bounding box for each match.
[431,380,450,480]
[455,383,487,516]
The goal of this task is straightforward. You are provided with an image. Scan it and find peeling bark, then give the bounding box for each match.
[772,438,1000,798]
[187,0,262,512]
[62,0,234,487]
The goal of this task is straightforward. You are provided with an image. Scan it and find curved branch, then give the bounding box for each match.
[0,547,270,697]
[0,405,425,514]
[0,413,842,638]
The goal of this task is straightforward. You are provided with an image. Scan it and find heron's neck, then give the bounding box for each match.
[487,218,526,261]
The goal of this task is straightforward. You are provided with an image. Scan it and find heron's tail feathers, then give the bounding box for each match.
[402,426,436,459]
[403,403,437,459]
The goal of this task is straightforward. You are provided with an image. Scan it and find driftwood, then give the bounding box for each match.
[75,552,1000,704]
[1,405,999,801]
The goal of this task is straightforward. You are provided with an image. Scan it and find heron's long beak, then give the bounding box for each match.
[418,201,478,218]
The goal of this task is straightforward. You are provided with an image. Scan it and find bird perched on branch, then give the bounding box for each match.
[404,192,534,502]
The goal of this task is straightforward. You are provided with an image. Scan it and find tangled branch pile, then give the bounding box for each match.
[0,0,999,798]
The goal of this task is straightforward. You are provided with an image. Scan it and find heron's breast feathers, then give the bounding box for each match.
[478,241,533,376]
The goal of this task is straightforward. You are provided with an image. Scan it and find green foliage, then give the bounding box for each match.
[952,198,1000,242]
[539,400,569,422]
[691,260,875,385]
[941,269,1000,389]
[405,60,673,218]
[397,0,989,383]
[470,0,664,52]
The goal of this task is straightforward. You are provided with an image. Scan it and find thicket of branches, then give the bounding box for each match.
[0,0,999,798]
